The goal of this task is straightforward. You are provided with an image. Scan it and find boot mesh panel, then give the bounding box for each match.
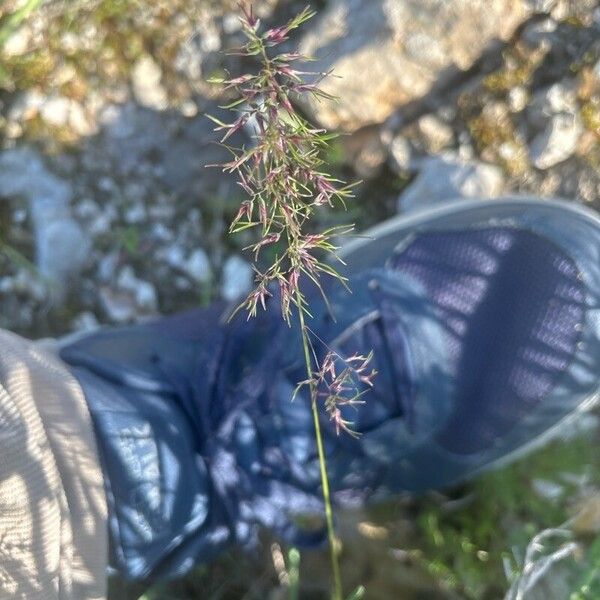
[390,227,586,455]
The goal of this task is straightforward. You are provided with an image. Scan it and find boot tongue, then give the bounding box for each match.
[315,268,454,463]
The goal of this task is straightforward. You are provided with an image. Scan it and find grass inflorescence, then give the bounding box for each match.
[208,4,374,599]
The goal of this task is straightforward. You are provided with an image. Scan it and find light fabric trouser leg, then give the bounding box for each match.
[0,329,108,600]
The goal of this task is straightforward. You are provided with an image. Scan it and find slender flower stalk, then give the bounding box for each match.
[209,5,374,598]
[296,289,343,598]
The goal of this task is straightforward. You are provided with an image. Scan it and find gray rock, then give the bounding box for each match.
[40,96,71,128]
[171,5,223,97]
[457,132,476,161]
[71,311,100,332]
[158,244,187,270]
[156,244,211,283]
[520,17,558,52]
[98,102,231,196]
[300,0,532,131]
[417,114,454,153]
[546,0,599,21]
[221,256,253,302]
[89,205,116,237]
[134,280,158,311]
[593,58,600,82]
[76,198,115,236]
[97,175,118,193]
[99,286,137,323]
[507,86,529,113]
[124,202,147,224]
[97,252,119,282]
[175,275,192,291]
[116,265,138,291]
[388,134,417,172]
[15,94,97,137]
[398,156,504,214]
[526,0,557,12]
[2,27,32,57]
[99,266,158,321]
[184,249,212,283]
[147,201,176,221]
[7,90,45,123]
[150,223,174,243]
[3,270,46,301]
[173,13,221,84]
[0,147,70,204]
[529,113,583,169]
[68,101,96,137]
[0,277,13,294]
[75,198,101,220]
[0,147,89,287]
[198,23,221,54]
[531,478,564,502]
[132,55,168,110]
[117,266,158,311]
[498,140,527,166]
[527,81,578,130]
[99,103,171,175]
[174,36,204,82]
[222,12,242,34]
[160,112,234,196]
[346,128,388,178]
[34,213,89,286]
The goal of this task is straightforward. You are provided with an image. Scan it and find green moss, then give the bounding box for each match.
[466,112,529,176]
[482,46,543,96]
[580,100,600,137]
[571,536,600,600]
[483,65,531,95]
[1,50,55,89]
[19,115,79,151]
[93,0,132,21]
[0,0,43,49]
[562,16,586,28]
[413,430,600,599]
[578,100,600,171]
[0,0,210,108]
[322,137,346,169]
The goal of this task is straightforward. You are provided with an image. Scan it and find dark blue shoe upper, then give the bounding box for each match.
[60,199,600,581]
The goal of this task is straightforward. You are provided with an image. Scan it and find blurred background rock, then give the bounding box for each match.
[0,0,598,336]
[0,1,598,598]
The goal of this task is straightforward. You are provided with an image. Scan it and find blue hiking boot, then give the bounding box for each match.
[60,197,600,580]
[320,196,600,496]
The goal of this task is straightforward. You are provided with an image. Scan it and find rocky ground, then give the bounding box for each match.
[0,0,598,337]
[0,0,599,598]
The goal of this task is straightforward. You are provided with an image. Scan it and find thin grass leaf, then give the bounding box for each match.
[346,585,366,600]
[204,113,230,128]
[287,548,301,600]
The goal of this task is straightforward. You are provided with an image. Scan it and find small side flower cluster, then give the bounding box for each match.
[296,350,377,436]
[208,4,356,324]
